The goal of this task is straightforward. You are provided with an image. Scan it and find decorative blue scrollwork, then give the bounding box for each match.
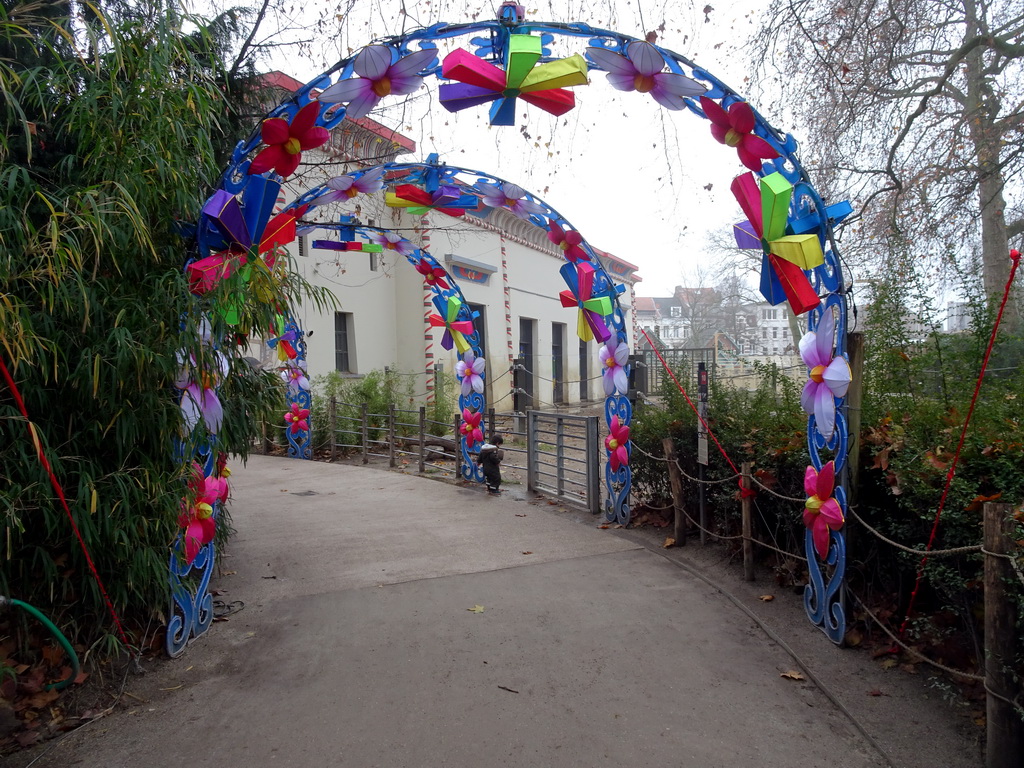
[803,485,847,644]
[166,533,216,657]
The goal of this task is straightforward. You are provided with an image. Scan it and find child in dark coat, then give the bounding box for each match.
[477,435,504,495]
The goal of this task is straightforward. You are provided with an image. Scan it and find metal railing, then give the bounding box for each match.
[526,411,601,514]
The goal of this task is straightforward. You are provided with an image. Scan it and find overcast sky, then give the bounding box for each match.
[252,0,773,297]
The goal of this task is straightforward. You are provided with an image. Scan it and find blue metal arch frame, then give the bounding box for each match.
[174,16,854,650]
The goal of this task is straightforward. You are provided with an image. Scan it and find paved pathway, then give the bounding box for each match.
[17,455,977,767]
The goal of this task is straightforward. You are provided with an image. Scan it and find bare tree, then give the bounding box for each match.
[753,0,1024,325]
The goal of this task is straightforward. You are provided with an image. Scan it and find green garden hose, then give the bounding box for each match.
[0,596,80,691]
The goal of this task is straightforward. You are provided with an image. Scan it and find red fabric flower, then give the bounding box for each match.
[460,408,483,445]
[415,258,450,290]
[604,415,630,472]
[249,102,330,178]
[803,461,845,560]
[548,221,587,262]
[700,96,778,172]
[284,403,311,435]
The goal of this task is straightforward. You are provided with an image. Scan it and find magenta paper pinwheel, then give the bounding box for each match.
[175,350,228,434]
[248,101,329,178]
[310,167,386,207]
[439,34,588,126]
[428,295,474,354]
[281,360,310,395]
[460,408,484,445]
[456,350,486,396]
[370,231,415,256]
[477,181,544,220]
[548,221,587,262]
[700,96,778,172]
[803,461,844,561]
[600,337,629,396]
[386,184,476,218]
[586,41,705,109]
[799,310,852,440]
[318,46,436,120]
[605,415,630,471]
[559,261,612,343]
[414,257,450,290]
[284,403,310,435]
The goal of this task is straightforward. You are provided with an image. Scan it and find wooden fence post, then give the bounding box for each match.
[388,403,396,468]
[329,397,337,462]
[983,502,1023,768]
[741,462,754,582]
[663,437,686,546]
[418,406,426,474]
[845,332,865,557]
[361,403,369,464]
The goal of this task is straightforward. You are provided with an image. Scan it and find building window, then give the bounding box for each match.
[762,328,767,339]
[670,306,681,318]
[782,329,788,338]
[773,328,778,339]
[335,312,354,373]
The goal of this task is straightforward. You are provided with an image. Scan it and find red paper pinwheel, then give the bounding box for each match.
[428,295,474,354]
[700,96,778,172]
[386,184,476,218]
[559,261,612,343]
[249,101,329,178]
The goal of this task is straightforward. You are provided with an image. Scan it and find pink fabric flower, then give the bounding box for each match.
[477,182,544,220]
[415,258,450,290]
[370,231,414,256]
[248,101,329,178]
[284,403,310,435]
[599,338,629,396]
[548,221,587,262]
[179,464,225,564]
[803,461,844,561]
[605,415,630,471]
[586,42,705,110]
[460,408,484,445]
[310,167,386,207]
[700,96,779,172]
[799,310,852,440]
[318,46,435,120]
[455,350,486,396]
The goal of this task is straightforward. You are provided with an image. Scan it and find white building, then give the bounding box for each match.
[264,73,640,413]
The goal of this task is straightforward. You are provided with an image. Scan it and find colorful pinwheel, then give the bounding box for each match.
[456,350,486,396]
[439,34,588,126]
[414,257,450,290]
[267,316,299,362]
[605,415,630,472]
[248,101,329,178]
[281,360,310,394]
[428,295,475,354]
[189,179,304,297]
[548,221,587,262]
[600,337,630,396]
[731,171,823,315]
[803,461,845,561]
[559,261,612,343]
[586,41,705,109]
[700,96,779,172]
[477,182,544,220]
[175,350,228,434]
[318,46,436,120]
[799,310,852,440]
[284,403,310,435]
[460,408,484,445]
[386,183,477,217]
[369,231,415,256]
[309,167,386,207]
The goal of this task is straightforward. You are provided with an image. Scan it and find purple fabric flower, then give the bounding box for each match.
[281,360,309,395]
[477,182,545,220]
[370,231,414,256]
[175,349,229,434]
[309,167,385,207]
[318,46,435,120]
[799,310,852,440]
[600,338,629,396]
[455,350,486,396]
[586,42,705,110]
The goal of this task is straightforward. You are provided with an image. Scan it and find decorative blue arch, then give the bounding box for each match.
[171,9,854,652]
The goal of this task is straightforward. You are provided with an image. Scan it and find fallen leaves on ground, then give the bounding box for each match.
[868,689,887,697]
[467,605,485,614]
[780,670,805,681]
[521,551,533,555]
[758,595,775,602]
[663,537,675,548]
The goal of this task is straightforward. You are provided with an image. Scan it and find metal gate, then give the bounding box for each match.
[526,412,601,514]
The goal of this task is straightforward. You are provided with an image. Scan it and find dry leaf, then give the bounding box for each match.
[222,571,237,576]
[663,537,676,548]
[759,595,775,602]
[868,689,887,697]
[521,551,533,555]
[881,658,898,670]
[780,670,805,681]
[467,605,485,613]
[598,524,610,529]
[515,514,527,517]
